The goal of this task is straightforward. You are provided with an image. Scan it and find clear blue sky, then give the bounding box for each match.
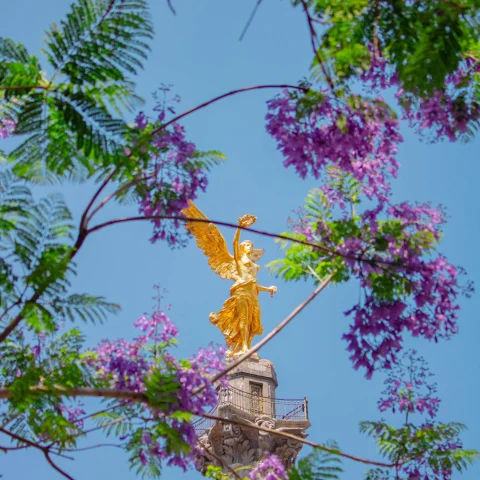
[1,1,479,479]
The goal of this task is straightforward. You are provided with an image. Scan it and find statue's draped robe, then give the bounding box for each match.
[209,279,262,354]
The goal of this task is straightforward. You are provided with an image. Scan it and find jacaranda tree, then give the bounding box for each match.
[0,0,479,478]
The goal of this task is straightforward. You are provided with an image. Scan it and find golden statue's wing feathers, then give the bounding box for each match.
[181,200,237,280]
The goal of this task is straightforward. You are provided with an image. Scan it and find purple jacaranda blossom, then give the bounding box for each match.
[378,350,440,420]
[249,454,287,480]
[87,305,226,471]
[359,47,480,143]
[133,89,211,248]
[289,191,470,377]
[0,114,15,139]
[266,89,403,205]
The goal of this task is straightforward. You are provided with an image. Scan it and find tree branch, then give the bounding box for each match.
[299,0,335,90]
[87,214,414,271]
[0,386,399,470]
[0,427,74,480]
[136,84,308,152]
[44,450,75,480]
[239,0,265,41]
[202,413,398,469]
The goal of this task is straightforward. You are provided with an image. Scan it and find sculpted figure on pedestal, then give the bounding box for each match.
[181,201,277,357]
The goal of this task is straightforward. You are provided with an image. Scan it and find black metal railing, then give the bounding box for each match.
[193,386,308,436]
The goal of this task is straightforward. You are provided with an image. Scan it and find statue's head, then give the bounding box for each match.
[240,240,264,261]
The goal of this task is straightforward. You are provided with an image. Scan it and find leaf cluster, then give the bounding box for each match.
[288,442,344,480]
[0,0,153,183]
[0,169,120,335]
[361,421,480,478]
[1,328,90,449]
[301,0,480,95]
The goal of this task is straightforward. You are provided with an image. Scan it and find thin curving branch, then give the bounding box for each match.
[0,388,398,470]
[44,450,75,480]
[239,0,265,41]
[0,427,75,480]
[299,0,335,90]
[202,413,399,469]
[135,84,308,153]
[86,214,415,271]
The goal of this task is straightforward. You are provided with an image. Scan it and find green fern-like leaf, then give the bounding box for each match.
[289,441,344,480]
[52,293,121,324]
[43,0,153,86]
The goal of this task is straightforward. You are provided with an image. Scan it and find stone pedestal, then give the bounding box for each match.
[195,356,310,478]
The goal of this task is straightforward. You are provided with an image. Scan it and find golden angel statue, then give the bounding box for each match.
[181,201,277,357]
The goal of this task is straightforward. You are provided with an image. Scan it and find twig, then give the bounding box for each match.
[299,0,335,90]
[0,386,147,402]
[86,174,154,224]
[65,443,124,452]
[239,0,264,41]
[79,169,117,231]
[86,215,414,271]
[202,413,398,469]
[0,427,75,479]
[166,0,176,15]
[0,85,48,91]
[373,0,380,61]
[44,450,75,480]
[138,84,308,152]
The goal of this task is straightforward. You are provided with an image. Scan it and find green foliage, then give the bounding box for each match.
[361,421,480,477]
[0,38,43,100]
[1,328,90,449]
[289,442,344,479]
[298,0,480,95]
[0,0,154,183]
[93,406,139,438]
[52,293,121,324]
[268,184,440,309]
[0,168,120,335]
[144,365,182,412]
[205,465,232,480]
[267,188,353,285]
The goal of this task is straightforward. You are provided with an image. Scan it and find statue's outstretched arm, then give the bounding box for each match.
[258,285,277,297]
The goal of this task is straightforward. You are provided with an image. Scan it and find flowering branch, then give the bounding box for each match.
[86,215,414,271]
[138,84,308,151]
[0,385,397,470]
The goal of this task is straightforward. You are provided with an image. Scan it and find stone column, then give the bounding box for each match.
[195,355,310,478]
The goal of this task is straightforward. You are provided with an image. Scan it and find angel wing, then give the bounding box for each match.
[181,200,237,280]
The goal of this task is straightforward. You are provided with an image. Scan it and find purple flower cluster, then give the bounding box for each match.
[361,49,480,142]
[0,114,15,139]
[88,308,225,471]
[58,403,87,428]
[400,77,480,142]
[378,350,440,420]
[249,454,287,480]
[291,194,469,378]
[134,90,209,247]
[266,89,402,203]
